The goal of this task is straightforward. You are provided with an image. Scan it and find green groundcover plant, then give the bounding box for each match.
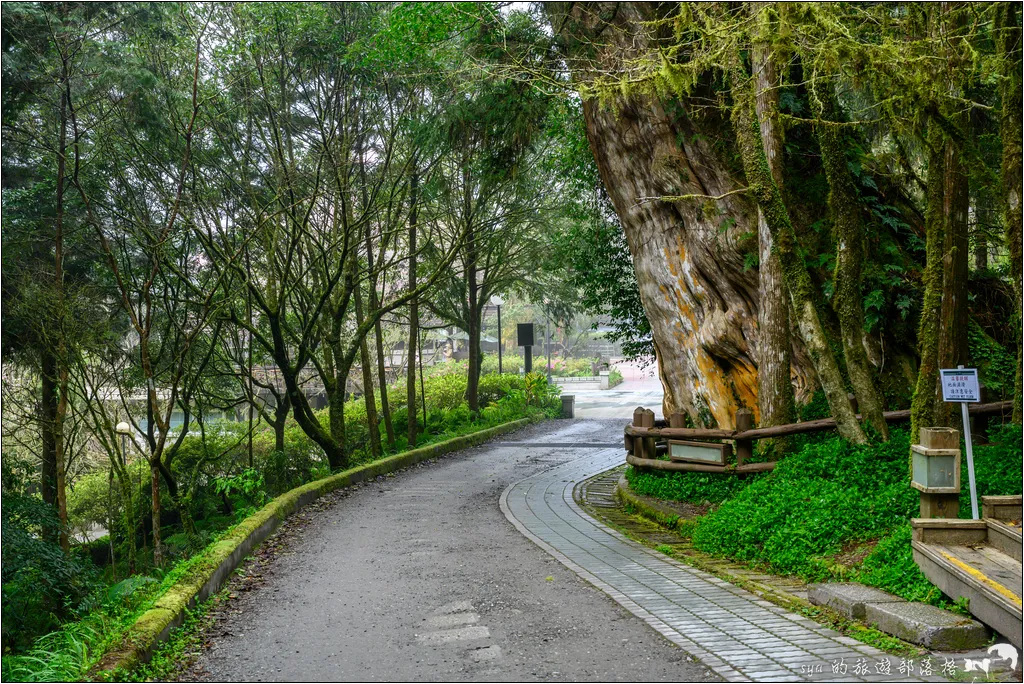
[626,424,1022,603]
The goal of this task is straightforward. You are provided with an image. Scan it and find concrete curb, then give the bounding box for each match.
[89,416,539,680]
[614,474,690,532]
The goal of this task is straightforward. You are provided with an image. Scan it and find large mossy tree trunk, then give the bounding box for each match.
[729,53,866,445]
[752,18,796,435]
[997,1,1023,422]
[910,129,947,445]
[550,2,816,428]
[930,3,971,427]
[813,94,889,440]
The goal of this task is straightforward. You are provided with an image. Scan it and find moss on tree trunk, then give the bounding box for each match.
[812,94,889,440]
[997,2,1023,422]
[752,16,796,442]
[729,51,866,445]
[910,128,946,446]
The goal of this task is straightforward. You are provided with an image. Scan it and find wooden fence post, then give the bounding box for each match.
[735,408,753,467]
[633,407,645,459]
[642,409,656,459]
[847,393,859,416]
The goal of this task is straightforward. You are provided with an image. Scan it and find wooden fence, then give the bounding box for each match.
[624,400,1014,475]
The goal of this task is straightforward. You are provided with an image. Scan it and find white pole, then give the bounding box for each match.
[959,365,979,519]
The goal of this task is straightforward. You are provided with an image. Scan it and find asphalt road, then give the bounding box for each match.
[186,419,715,682]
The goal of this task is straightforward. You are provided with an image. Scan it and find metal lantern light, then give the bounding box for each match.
[910,444,961,494]
[115,421,132,466]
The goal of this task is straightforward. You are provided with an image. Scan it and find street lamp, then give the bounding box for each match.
[112,421,132,574]
[491,295,504,374]
[115,421,132,466]
[543,298,552,382]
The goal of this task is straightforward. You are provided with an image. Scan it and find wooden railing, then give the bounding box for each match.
[624,400,1014,475]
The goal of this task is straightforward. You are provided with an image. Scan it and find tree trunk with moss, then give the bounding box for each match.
[730,53,866,445]
[935,5,971,425]
[910,129,947,444]
[752,20,796,437]
[813,95,889,440]
[997,1,1023,422]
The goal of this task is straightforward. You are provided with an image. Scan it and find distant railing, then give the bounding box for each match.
[624,400,1014,475]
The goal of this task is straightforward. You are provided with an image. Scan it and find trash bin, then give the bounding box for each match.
[561,394,575,419]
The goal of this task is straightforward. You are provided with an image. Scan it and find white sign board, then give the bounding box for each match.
[940,366,981,519]
[940,368,980,403]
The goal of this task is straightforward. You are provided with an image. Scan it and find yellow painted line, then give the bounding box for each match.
[941,551,1023,609]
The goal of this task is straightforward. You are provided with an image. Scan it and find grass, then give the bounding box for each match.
[625,423,1022,605]
[127,592,219,682]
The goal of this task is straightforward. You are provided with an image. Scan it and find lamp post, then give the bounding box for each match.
[543,298,552,382]
[113,421,132,575]
[491,295,504,374]
[115,421,132,467]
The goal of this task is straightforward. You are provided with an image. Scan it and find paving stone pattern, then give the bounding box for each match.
[501,447,948,683]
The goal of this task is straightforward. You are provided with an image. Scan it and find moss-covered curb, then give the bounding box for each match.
[88,416,539,681]
[615,475,692,532]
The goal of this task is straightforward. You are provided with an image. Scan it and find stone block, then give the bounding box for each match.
[863,601,989,650]
[807,583,905,619]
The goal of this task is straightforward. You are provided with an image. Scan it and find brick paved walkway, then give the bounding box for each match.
[500,447,946,683]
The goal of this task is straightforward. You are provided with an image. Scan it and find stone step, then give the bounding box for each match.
[864,601,989,651]
[810,582,990,650]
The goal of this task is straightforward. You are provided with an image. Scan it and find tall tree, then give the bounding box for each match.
[811,90,889,439]
[935,2,971,426]
[996,2,1023,421]
[728,49,866,444]
[751,7,796,434]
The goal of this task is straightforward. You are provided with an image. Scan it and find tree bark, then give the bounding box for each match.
[39,350,59,542]
[273,394,289,453]
[910,129,947,445]
[150,461,162,568]
[935,2,970,427]
[354,278,382,461]
[466,223,481,413]
[407,166,420,446]
[813,94,890,439]
[551,2,817,428]
[365,224,396,450]
[51,50,71,551]
[997,1,1023,422]
[729,51,866,445]
[936,134,970,427]
[752,23,796,434]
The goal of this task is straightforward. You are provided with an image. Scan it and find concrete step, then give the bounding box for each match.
[810,582,990,650]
